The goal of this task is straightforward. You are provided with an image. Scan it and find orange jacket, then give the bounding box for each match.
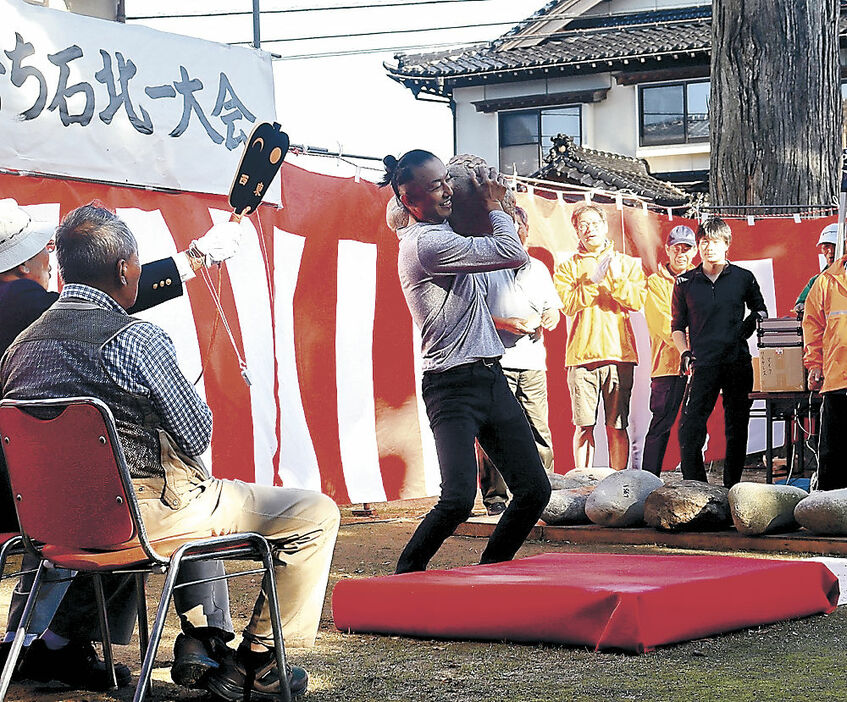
[645,263,686,377]
[553,240,646,367]
[803,256,847,393]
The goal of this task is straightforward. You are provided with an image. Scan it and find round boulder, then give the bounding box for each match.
[794,488,847,535]
[728,482,808,535]
[585,470,664,527]
[552,467,617,490]
[644,480,731,532]
[541,486,594,525]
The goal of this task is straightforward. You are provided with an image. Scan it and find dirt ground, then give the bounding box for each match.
[2,492,846,702]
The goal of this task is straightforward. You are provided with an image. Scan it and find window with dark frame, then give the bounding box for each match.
[639,80,709,146]
[499,106,581,175]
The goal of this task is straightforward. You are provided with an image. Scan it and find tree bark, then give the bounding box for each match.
[710,0,840,211]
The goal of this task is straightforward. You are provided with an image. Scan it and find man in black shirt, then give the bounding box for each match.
[671,217,767,487]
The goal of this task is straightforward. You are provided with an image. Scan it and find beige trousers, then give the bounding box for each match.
[133,451,339,649]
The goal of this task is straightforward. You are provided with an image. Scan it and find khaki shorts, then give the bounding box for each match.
[567,362,635,429]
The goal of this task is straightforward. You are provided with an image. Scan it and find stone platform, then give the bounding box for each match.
[456,517,847,556]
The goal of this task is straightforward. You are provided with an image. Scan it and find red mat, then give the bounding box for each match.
[332,553,839,652]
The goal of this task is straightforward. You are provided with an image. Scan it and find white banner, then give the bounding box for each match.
[0,0,277,197]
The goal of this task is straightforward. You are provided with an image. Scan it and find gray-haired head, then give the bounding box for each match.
[55,204,138,285]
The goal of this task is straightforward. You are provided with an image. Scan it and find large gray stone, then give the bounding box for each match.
[728,482,808,535]
[644,481,731,532]
[552,467,617,490]
[541,486,594,525]
[585,470,664,527]
[795,488,847,535]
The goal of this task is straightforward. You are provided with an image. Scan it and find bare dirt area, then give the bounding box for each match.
[2,492,846,702]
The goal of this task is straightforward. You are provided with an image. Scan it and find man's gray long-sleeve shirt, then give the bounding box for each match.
[397,210,528,373]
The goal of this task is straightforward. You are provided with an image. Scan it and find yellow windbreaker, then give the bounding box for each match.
[553,240,646,367]
[645,263,686,378]
[803,256,847,393]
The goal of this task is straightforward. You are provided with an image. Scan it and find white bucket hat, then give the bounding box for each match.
[0,199,55,273]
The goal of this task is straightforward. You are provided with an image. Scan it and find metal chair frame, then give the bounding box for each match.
[0,397,291,702]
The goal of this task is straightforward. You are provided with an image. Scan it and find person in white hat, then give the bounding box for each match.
[794,222,838,318]
[642,224,698,475]
[0,198,247,691]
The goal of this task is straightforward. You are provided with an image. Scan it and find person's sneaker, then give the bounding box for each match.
[17,638,131,690]
[206,646,308,701]
[171,631,234,689]
[0,640,24,681]
[486,501,507,516]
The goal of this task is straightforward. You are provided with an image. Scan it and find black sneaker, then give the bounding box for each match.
[171,631,234,689]
[17,638,131,690]
[486,501,507,516]
[0,640,23,681]
[206,646,308,701]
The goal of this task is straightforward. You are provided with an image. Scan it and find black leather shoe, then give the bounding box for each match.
[17,639,131,690]
[206,646,308,701]
[0,641,23,681]
[171,631,234,689]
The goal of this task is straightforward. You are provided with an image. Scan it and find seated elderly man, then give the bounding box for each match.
[0,198,245,691]
[0,204,340,700]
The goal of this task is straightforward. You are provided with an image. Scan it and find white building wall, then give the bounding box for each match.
[453,70,711,176]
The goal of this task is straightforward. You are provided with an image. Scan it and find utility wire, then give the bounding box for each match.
[127,0,493,21]
[229,19,525,45]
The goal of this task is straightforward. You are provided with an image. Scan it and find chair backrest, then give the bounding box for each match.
[0,397,142,553]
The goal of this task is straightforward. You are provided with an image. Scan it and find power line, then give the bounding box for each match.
[229,19,525,45]
[126,0,493,21]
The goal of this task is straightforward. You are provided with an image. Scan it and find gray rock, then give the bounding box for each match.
[553,467,617,490]
[541,486,594,525]
[644,480,731,532]
[729,482,808,535]
[585,470,664,527]
[795,488,847,535]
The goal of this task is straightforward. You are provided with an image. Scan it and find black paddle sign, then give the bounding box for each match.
[228,122,290,216]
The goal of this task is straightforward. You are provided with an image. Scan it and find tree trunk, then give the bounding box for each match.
[710,0,840,211]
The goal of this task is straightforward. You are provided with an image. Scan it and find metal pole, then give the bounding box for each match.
[252,0,261,49]
[116,0,126,23]
[836,149,847,261]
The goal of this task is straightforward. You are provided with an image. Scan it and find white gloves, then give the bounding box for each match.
[192,220,244,265]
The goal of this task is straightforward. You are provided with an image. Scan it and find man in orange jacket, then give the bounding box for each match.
[554,204,646,471]
[642,225,698,475]
[803,248,847,490]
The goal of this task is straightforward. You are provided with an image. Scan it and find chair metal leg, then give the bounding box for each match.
[134,573,149,661]
[0,536,22,578]
[92,574,117,690]
[132,558,182,702]
[0,561,45,702]
[259,539,291,702]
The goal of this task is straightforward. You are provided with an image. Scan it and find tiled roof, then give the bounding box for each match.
[536,135,692,207]
[387,4,847,98]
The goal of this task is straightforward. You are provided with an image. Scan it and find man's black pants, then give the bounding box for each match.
[396,360,551,574]
[818,392,847,490]
[678,359,753,488]
[642,375,688,476]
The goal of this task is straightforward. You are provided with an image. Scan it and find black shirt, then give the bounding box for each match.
[671,262,767,367]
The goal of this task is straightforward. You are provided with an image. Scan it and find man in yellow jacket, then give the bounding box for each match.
[642,225,697,475]
[803,251,847,490]
[554,204,646,471]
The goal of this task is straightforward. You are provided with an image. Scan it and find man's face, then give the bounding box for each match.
[399,158,453,224]
[820,242,836,266]
[698,235,730,265]
[665,242,696,275]
[24,245,52,290]
[574,210,607,252]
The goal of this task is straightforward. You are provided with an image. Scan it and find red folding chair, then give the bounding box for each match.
[0,397,291,702]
